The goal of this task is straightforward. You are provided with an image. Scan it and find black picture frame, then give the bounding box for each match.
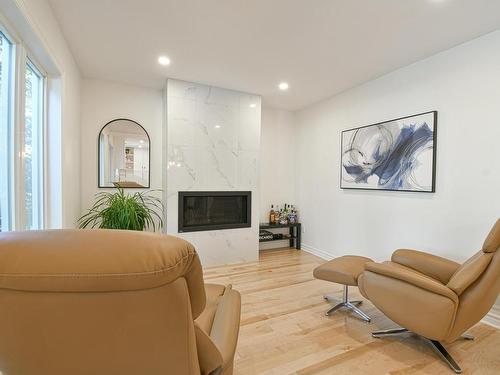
[97,118,151,189]
[178,191,252,233]
[340,111,437,193]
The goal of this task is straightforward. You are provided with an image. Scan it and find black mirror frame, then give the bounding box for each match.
[97,118,151,189]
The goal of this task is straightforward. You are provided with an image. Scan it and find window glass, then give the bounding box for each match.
[24,61,43,230]
[0,32,13,232]
[0,25,46,232]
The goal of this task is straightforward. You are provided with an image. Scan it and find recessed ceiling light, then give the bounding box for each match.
[249,103,257,108]
[278,82,289,91]
[158,55,171,66]
[215,124,221,129]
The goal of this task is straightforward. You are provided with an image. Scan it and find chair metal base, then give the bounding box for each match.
[323,285,371,322]
[371,328,474,374]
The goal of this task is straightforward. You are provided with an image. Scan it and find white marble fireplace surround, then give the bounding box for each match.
[165,79,261,266]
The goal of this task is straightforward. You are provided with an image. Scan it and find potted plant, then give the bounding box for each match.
[78,188,164,231]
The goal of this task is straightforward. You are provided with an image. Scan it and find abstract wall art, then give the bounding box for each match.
[341,111,437,192]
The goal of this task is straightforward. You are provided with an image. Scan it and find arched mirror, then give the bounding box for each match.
[98,119,150,188]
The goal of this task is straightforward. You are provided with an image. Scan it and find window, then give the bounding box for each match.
[24,61,44,230]
[0,31,13,232]
[0,26,46,232]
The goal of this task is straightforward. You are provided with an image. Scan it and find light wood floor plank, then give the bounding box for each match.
[204,248,500,375]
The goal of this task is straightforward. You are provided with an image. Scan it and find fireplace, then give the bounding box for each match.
[178,191,251,233]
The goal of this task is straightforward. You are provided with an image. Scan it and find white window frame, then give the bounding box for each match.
[0,28,15,231]
[0,19,47,231]
[24,56,47,230]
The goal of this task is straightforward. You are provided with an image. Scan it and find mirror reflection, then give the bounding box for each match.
[98,119,150,188]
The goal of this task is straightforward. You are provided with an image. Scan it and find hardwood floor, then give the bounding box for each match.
[204,248,500,375]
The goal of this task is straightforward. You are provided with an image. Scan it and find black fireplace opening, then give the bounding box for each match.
[178,191,251,232]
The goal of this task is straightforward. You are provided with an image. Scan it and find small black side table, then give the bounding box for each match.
[259,222,301,250]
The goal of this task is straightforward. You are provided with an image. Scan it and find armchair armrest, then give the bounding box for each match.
[194,323,223,375]
[210,285,241,371]
[365,262,458,303]
[391,249,460,284]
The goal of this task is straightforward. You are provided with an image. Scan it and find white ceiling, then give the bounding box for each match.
[49,0,500,111]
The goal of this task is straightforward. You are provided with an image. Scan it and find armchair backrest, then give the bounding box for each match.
[0,230,207,375]
[482,218,500,254]
[446,219,500,341]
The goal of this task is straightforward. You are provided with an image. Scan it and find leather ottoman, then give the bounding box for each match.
[313,255,373,322]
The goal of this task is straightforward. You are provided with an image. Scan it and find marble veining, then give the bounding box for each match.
[165,79,261,266]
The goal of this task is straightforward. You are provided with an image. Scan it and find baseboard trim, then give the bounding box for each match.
[301,243,335,260]
[482,305,500,329]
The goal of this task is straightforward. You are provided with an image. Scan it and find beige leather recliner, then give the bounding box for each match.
[358,219,500,374]
[0,229,241,375]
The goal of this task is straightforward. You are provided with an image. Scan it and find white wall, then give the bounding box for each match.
[0,0,81,228]
[295,30,500,263]
[166,79,261,266]
[259,107,296,249]
[80,79,163,214]
[260,107,296,222]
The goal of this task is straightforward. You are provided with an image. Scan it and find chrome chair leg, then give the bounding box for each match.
[427,339,462,374]
[323,285,371,322]
[346,302,371,322]
[325,303,345,316]
[372,327,463,373]
[323,297,362,306]
[372,327,409,338]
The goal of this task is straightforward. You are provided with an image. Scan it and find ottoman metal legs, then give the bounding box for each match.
[323,284,371,322]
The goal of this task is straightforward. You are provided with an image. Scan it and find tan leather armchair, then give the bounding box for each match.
[358,219,500,373]
[0,230,241,375]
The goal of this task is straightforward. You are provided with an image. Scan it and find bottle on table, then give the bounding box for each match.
[279,204,288,225]
[269,205,276,225]
[288,204,297,224]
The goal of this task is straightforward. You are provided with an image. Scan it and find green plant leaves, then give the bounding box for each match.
[78,188,164,231]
